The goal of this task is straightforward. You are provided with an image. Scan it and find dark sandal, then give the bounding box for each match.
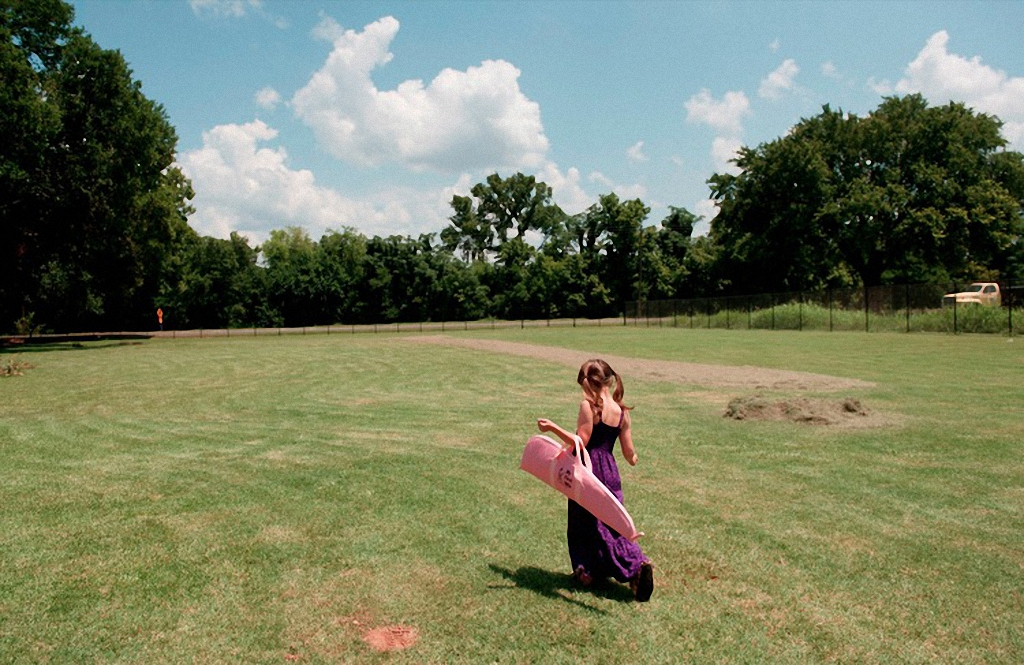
[633,562,654,602]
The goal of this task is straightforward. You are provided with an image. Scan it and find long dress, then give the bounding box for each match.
[567,413,646,583]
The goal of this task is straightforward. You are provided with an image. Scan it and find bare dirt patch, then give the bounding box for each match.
[404,335,874,392]
[362,625,420,652]
[723,395,877,427]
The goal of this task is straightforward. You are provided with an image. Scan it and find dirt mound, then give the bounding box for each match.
[404,335,874,392]
[724,394,873,426]
[362,625,419,652]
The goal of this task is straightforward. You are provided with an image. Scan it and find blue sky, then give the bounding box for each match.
[70,0,1024,245]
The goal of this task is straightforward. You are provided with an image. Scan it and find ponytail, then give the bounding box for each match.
[577,359,631,420]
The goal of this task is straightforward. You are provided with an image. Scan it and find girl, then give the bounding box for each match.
[537,359,654,602]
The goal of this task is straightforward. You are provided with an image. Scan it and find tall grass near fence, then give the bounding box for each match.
[675,301,1022,334]
[632,282,1023,335]
[642,300,1021,334]
[2,329,1023,663]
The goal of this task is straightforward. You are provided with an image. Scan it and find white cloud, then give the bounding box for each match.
[539,162,591,215]
[626,140,648,163]
[532,162,644,215]
[685,89,751,136]
[177,120,449,244]
[710,136,743,174]
[692,199,718,236]
[759,59,800,100]
[892,30,1024,149]
[821,61,840,79]
[189,0,286,27]
[868,76,894,95]
[685,89,749,174]
[189,0,259,18]
[769,39,780,53]
[255,87,281,110]
[291,16,549,173]
[588,171,647,201]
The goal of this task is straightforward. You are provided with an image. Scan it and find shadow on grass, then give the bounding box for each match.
[487,564,634,612]
[1,339,149,354]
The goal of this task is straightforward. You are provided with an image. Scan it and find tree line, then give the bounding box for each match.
[156,182,707,330]
[3,0,1023,334]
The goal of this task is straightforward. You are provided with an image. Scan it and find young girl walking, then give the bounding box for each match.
[537,358,654,602]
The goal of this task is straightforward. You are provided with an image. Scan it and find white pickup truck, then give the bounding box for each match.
[942,282,1002,307]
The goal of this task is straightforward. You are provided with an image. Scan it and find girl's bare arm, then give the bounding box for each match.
[536,418,577,448]
[538,401,595,449]
[575,400,593,446]
[619,411,638,465]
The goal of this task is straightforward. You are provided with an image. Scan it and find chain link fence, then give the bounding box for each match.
[6,282,1021,346]
[625,282,1022,335]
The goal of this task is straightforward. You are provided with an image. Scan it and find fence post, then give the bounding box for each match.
[829,289,833,332]
[1008,283,1014,337]
[905,283,911,333]
[952,282,958,335]
[1009,283,1013,337]
[864,285,869,333]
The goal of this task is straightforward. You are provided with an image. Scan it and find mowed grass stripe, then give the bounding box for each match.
[1,330,1022,663]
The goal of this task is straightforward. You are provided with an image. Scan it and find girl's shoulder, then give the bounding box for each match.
[601,402,624,428]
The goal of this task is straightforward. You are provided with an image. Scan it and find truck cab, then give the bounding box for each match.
[942,282,1002,307]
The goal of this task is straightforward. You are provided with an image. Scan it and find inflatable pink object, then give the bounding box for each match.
[520,434,642,542]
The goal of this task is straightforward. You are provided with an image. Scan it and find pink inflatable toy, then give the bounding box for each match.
[520,434,643,542]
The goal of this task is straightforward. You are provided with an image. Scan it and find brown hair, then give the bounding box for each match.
[577,358,631,422]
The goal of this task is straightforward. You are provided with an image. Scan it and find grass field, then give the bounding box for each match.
[1,328,1022,663]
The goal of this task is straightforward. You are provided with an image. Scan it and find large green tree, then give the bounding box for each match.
[160,229,270,330]
[709,95,1024,292]
[441,172,565,260]
[1,0,193,333]
[585,193,650,306]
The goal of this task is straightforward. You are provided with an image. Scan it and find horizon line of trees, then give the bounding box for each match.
[3,0,1024,334]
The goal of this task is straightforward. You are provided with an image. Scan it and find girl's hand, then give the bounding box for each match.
[628,453,638,466]
[537,418,553,433]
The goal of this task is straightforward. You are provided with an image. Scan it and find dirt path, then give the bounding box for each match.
[404,335,887,427]
[403,335,874,392]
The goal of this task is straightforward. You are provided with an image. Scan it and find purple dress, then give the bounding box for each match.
[567,413,646,582]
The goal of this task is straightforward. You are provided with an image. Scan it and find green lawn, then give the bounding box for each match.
[1,328,1022,663]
